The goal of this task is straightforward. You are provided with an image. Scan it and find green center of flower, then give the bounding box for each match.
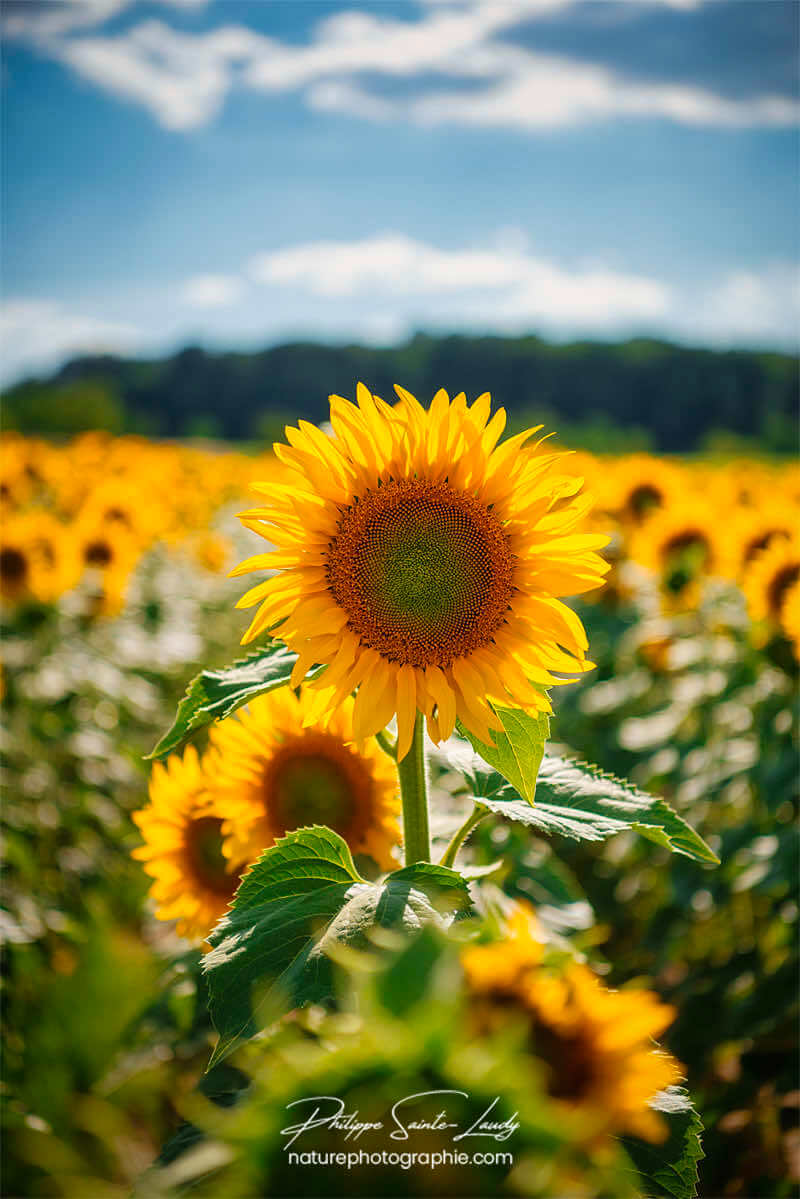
[272,753,354,831]
[326,479,515,668]
[186,816,234,896]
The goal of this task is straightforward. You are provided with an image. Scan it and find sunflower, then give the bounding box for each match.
[726,507,794,581]
[206,687,400,871]
[744,535,800,629]
[76,518,141,617]
[132,745,242,944]
[232,385,608,758]
[0,511,81,604]
[629,500,723,608]
[462,905,681,1143]
[600,454,682,526]
[780,580,800,659]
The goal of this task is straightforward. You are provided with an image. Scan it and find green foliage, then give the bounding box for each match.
[2,378,125,434]
[458,707,549,803]
[5,334,797,451]
[437,741,717,864]
[203,827,472,1066]
[148,641,318,759]
[623,1088,705,1199]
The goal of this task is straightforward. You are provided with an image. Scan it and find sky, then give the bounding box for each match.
[1,0,798,384]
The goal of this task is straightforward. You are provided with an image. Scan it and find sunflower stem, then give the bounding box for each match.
[439,805,489,869]
[397,713,431,866]
[376,729,397,760]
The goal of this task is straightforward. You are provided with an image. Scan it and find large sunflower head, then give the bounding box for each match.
[462,905,682,1143]
[232,385,609,758]
[132,745,242,944]
[206,686,401,871]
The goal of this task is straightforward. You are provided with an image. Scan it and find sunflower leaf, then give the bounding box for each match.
[457,706,550,803]
[203,826,472,1067]
[435,742,718,864]
[147,642,322,760]
[622,1087,705,1199]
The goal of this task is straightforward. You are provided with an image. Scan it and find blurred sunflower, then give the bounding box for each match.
[602,454,682,525]
[76,518,141,617]
[77,476,157,546]
[206,687,400,871]
[0,511,80,604]
[462,905,681,1143]
[744,536,800,629]
[233,385,608,758]
[780,580,800,658]
[629,501,722,608]
[726,507,794,580]
[132,745,241,944]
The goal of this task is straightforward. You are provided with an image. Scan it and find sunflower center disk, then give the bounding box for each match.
[265,734,372,838]
[186,816,234,896]
[327,479,515,668]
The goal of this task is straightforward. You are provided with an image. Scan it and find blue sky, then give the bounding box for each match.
[2,0,798,383]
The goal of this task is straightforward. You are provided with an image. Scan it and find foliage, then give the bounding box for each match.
[4,332,797,451]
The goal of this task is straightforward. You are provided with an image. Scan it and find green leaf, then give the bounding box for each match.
[457,706,550,803]
[148,642,321,760]
[203,826,472,1066]
[623,1087,705,1199]
[436,742,718,864]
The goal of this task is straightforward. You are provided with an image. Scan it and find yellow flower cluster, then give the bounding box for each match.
[0,431,284,614]
[575,451,800,650]
[462,904,682,1144]
[4,428,796,655]
[132,687,400,942]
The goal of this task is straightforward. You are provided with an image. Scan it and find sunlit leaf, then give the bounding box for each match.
[436,741,718,864]
[457,706,550,803]
[203,826,472,1066]
[623,1087,705,1199]
[148,642,321,760]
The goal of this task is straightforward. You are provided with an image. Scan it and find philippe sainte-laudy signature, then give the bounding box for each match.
[280,1091,520,1149]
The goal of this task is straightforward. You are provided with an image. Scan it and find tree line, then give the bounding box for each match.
[3,332,797,453]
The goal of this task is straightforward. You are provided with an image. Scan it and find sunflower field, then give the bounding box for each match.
[1,389,797,1199]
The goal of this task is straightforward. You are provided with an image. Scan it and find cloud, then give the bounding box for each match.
[0,300,141,384]
[691,264,800,344]
[250,231,671,330]
[181,273,245,308]
[248,232,798,346]
[1,0,207,40]
[6,0,798,133]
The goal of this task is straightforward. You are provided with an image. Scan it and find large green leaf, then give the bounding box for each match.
[436,742,718,864]
[148,642,320,760]
[623,1087,705,1199]
[458,706,550,803]
[203,826,472,1066]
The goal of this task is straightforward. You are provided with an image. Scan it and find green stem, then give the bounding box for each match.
[397,712,431,866]
[376,728,397,760]
[439,805,488,870]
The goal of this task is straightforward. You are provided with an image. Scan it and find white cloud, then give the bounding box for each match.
[690,264,800,345]
[250,232,671,329]
[1,0,207,40]
[5,0,797,133]
[248,232,799,346]
[0,300,141,384]
[181,273,245,308]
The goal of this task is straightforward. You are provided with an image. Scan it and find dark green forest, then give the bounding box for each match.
[3,332,797,453]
